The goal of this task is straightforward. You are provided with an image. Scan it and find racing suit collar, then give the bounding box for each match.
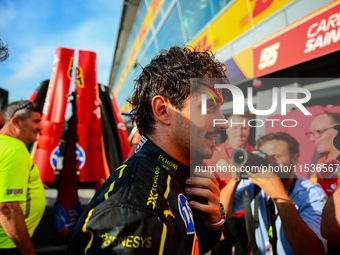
[136,135,190,182]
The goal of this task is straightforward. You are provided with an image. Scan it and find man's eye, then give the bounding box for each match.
[207,104,216,109]
[272,155,281,160]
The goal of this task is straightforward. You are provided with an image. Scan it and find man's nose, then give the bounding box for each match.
[236,128,243,136]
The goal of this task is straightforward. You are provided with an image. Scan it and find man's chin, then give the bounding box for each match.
[200,149,214,160]
[29,137,38,144]
[191,148,213,161]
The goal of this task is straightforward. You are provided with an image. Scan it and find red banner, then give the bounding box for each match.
[76,50,109,182]
[254,1,340,77]
[111,95,131,162]
[265,105,340,178]
[32,47,74,182]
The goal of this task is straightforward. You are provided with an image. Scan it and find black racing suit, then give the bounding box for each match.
[67,136,221,254]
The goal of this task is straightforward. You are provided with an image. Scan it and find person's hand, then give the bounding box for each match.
[185,170,221,224]
[229,166,241,180]
[247,170,287,200]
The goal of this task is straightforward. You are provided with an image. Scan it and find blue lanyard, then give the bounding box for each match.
[264,177,297,254]
[265,177,297,220]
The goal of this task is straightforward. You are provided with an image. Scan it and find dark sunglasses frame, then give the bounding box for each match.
[11,102,39,117]
[305,126,335,139]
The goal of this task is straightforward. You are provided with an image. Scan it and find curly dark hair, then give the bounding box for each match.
[128,46,227,135]
[256,132,299,158]
[0,38,9,62]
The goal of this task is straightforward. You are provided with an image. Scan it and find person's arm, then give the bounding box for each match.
[185,167,226,225]
[321,183,340,246]
[250,176,324,255]
[192,209,223,254]
[184,172,223,253]
[185,174,222,224]
[0,201,36,255]
[220,178,241,218]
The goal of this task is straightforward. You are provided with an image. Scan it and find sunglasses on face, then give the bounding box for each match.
[11,102,39,117]
[305,126,335,139]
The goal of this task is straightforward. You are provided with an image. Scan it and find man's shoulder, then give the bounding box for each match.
[213,142,225,151]
[211,143,226,157]
[292,177,327,202]
[74,156,170,239]
[247,144,256,152]
[205,141,256,165]
[90,154,168,212]
[298,177,324,190]
[0,135,25,148]
[0,135,28,158]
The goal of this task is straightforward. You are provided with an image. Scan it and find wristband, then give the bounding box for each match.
[207,219,225,228]
[205,203,226,231]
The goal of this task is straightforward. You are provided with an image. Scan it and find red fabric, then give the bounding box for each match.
[76,50,109,182]
[309,155,340,196]
[265,105,340,178]
[111,96,131,162]
[33,47,74,182]
[203,140,256,217]
[0,111,4,129]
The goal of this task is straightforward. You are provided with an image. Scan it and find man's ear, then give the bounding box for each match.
[152,96,171,126]
[291,153,299,166]
[10,116,21,128]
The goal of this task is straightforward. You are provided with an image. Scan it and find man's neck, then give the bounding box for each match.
[325,148,340,163]
[147,134,190,166]
[228,140,247,150]
[0,126,17,139]
[281,176,295,189]
[0,126,26,145]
